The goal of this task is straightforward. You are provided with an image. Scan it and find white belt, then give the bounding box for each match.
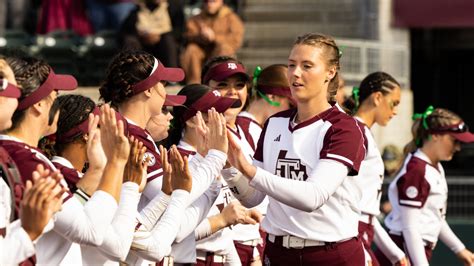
[267,234,326,249]
[196,250,226,263]
[238,238,263,246]
[162,256,174,266]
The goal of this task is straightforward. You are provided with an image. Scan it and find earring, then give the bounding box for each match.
[324,79,329,83]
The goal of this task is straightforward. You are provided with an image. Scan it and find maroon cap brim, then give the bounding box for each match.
[181,90,239,122]
[132,58,185,95]
[164,94,186,106]
[52,74,78,91]
[213,97,240,113]
[161,67,185,83]
[0,79,21,98]
[451,132,474,143]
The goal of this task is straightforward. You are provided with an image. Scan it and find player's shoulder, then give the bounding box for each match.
[323,106,364,136]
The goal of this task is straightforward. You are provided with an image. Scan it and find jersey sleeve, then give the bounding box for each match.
[396,162,430,208]
[319,119,365,175]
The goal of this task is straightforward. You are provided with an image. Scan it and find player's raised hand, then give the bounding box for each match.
[226,130,256,179]
[160,145,173,195]
[124,136,147,192]
[193,111,210,156]
[86,112,106,170]
[21,164,66,241]
[207,108,228,154]
[99,104,130,163]
[169,145,192,193]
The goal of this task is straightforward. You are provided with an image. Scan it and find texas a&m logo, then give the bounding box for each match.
[275,150,308,181]
[227,62,237,70]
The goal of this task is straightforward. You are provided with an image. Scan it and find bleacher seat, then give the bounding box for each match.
[77,30,119,85]
[0,30,32,54]
[30,30,81,76]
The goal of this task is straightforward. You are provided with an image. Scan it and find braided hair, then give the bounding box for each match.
[294,33,341,103]
[39,95,96,158]
[6,56,51,131]
[404,108,462,155]
[99,50,155,107]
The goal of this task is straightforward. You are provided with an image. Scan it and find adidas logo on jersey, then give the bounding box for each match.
[275,150,308,181]
[274,134,281,142]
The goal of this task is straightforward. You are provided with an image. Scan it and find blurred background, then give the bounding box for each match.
[1,1,473,263]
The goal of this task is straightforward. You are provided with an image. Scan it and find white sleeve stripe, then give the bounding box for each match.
[147,169,163,178]
[326,153,353,165]
[399,199,422,206]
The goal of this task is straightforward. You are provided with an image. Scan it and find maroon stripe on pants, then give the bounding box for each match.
[358,221,379,266]
[374,233,433,266]
[264,237,365,266]
[234,230,267,266]
[234,241,253,266]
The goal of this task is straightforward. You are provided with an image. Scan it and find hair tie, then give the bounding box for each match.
[412,105,434,130]
[252,66,262,89]
[352,86,360,112]
[338,46,344,58]
[252,66,280,107]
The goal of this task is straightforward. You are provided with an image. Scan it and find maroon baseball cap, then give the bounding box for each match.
[131,57,185,95]
[202,62,250,85]
[0,78,21,98]
[17,68,77,110]
[182,90,241,122]
[430,122,474,143]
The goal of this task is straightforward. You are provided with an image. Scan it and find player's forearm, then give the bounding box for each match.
[250,160,347,212]
[221,167,266,208]
[96,160,126,201]
[98,182,141,261]
[187,150,227,205]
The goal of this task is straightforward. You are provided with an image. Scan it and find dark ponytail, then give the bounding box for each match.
[343,71,400,115]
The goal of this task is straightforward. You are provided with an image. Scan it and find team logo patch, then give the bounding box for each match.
[275,150,308,181]
[405,186,418,199]
[143,152,156,166]
[227,62,237,70]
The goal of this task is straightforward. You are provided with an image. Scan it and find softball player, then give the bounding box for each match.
[344,72,407,266]
[224,33,367,265]
[382,107,474,266]
[98,50,231,264]
[0,61,62,265]
[1,56,124,265]
[202,56,270,265]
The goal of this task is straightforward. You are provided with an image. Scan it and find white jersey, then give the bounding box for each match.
[0,134,117,266]
[0,175,35,265]
[354,118,384,216]
[176,141,235,255]
[253,106,365,241]
[232,114,268,242]
[385,150,448,243]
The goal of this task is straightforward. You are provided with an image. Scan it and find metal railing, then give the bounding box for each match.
[337,39,410,88]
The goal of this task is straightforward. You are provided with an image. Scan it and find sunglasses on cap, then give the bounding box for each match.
[430,122,468,134]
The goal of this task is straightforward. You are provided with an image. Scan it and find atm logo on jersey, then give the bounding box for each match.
[275,150,308,181]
